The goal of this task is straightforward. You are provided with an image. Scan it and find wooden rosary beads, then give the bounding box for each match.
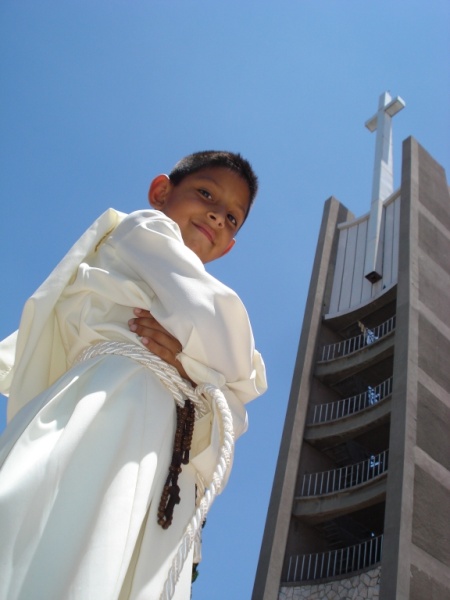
[157,399,196,529]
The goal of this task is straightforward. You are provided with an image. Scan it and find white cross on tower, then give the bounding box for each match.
[364,91,405,283]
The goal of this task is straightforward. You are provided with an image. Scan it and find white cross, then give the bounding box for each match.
[364,91,405,283]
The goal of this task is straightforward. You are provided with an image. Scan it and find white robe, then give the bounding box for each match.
[0,209,267,600]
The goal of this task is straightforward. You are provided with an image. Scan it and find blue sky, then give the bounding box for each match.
[1,2,449,599]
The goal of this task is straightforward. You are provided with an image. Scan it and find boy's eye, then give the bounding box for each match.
[227,214,238,227]
[199,189,212,200]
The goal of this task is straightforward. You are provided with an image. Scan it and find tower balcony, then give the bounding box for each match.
[293,451,388,520]
[285,534,383,584]
[316,315,396,385]
[300,450,388,498]
[305,378,393,446]
[309,377,393,425]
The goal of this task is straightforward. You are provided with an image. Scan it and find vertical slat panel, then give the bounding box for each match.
[350,219,368,307]
[339,224,358,310]
[383,201,395,285]
[391,195,400,282]
[327,192,400,318]
[329,228,348,313]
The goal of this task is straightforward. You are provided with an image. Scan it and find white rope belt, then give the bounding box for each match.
[76,341,235,600]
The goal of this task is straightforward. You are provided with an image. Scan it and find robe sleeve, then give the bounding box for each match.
[0,331,18,397]
[108,210,267,405]
[4,208,127,421]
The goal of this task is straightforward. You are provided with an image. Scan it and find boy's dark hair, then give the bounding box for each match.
[169,150,258,218]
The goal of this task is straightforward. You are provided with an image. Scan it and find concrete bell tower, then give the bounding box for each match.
[253,93,450,600]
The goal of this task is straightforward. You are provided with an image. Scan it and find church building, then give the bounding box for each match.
[253,93,450,600]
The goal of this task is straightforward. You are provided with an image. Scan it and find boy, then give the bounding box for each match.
[0,151,267,600]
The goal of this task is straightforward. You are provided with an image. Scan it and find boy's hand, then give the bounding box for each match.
[128,309,194,385]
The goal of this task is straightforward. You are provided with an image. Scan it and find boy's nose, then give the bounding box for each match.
[207,210,225,227]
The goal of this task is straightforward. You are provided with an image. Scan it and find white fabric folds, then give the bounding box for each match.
[0,208,267,600]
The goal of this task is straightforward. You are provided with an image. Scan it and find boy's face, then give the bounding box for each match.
[148,167,250,263]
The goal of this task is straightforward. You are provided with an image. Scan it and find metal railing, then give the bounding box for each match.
[310,377,393,424]
[299,450,388,497]
[286,534,383,583]
[320,315,396,362]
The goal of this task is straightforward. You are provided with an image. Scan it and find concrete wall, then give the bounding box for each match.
[380,138,450,599]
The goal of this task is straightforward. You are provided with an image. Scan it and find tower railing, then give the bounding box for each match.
[320,315,396,362]
[286,534,383,583]
[299,450,388,497]
[310,377,393,424]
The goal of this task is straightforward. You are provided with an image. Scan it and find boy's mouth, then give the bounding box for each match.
[194,223,214,244]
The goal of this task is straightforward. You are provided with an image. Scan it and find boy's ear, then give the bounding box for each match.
[220,238,236,257]
[148,174,172,209]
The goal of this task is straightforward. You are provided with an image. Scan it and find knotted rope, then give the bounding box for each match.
[76,341,210,416]
[76,341,235,600]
